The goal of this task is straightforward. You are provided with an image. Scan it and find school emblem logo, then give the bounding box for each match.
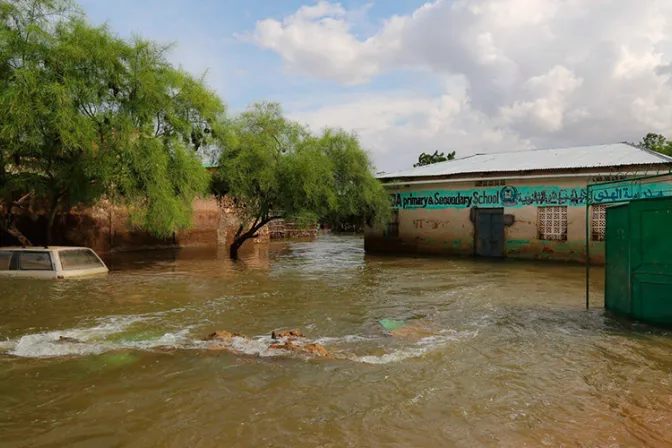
[500,186,518,207]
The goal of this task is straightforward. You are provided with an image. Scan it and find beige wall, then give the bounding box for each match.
[365,175,606,264]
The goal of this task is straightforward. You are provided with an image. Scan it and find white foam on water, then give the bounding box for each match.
[229,336,274,356]
[313,334,373,345]
[195,335,297,358]
[354,346,430,365]
[207,335,351,359]
[3,324,303,359]
[117,327,195,350]
[3,320,480,363]
[10,335,111,358]
[352,329,480,365]
[0,339,17,351]
[408,387,438,405]
[6,315,152,358]
[225,335,324,358]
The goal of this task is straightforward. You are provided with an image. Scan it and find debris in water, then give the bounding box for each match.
[269,340,331,357]
[273,329,305,339]
[55,336,82,344]
[269,340,303,352]
[302,343,330,357]
[388,320,434,339]
[203,330,247,342]
[207,343,235,352]
[379,319,407,332]
[206,329,331,358]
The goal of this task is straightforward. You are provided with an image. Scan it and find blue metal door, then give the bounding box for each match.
[475,208,504,257]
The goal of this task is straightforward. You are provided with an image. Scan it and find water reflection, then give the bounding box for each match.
[1,235,671,447]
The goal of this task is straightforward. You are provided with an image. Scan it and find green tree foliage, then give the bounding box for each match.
[639,133,672,155]
[317,129,391,232]
[213,102,390,258]
[413,150,456,167]
[0,0,224,245]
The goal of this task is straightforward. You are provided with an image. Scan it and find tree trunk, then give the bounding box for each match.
[0,215,32,247]
[229,236,247,259]
[7,224,32,247]
[229,227,260,259]
[228,217,278,260]
[45,196,60,246]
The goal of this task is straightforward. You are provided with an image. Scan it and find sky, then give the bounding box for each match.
[78,0,672,173]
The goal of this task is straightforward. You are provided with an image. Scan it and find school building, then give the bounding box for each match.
[364,143,672,264]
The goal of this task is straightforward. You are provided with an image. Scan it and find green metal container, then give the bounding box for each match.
[605,197,672,325]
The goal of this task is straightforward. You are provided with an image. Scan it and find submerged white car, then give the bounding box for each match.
[0,247,108,279]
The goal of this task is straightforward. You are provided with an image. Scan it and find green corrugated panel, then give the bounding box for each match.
[628,197,672,325]
[605,204,630,315]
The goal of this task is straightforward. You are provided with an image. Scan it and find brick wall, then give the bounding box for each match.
[1,196,269,253]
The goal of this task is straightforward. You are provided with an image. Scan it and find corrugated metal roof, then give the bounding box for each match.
[378,143,672,180]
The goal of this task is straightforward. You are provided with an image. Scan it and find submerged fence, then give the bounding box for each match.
[268,220,318,239]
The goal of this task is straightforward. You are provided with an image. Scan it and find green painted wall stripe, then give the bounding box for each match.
[392,183,672,210]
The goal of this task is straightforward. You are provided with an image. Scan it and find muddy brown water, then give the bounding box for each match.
[1,235,671,448]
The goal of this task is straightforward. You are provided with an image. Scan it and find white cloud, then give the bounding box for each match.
[293,1,346,21]
[500,66,584,132]
[250,1,380,84]
[249,0,672,171]
[289,82,534,172]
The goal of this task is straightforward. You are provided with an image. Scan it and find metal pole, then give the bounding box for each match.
[585,197,590,310]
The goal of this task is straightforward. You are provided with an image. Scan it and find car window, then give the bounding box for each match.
[0,252,13,271]
[19,252,54,271]
[59,249,104,271]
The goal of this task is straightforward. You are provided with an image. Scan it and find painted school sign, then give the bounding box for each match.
[392,183,672,210]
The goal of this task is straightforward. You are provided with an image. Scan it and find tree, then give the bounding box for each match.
[639,133,672,156]
[0,0,225,245]
[213,102,390,259]
[414,150,456,167]
[317,129,391,232]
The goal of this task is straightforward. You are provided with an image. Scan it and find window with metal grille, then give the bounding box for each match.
[538,206,567,241]
[591,205,606,241]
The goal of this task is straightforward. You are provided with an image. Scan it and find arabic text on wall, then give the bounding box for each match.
[391,183,671,210]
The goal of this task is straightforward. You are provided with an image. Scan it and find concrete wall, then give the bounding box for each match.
[365,175,606,264]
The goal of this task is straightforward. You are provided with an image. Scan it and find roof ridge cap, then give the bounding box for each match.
[623,141,672,161]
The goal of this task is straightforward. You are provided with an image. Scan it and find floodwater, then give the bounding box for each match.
[1,236,671,448]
